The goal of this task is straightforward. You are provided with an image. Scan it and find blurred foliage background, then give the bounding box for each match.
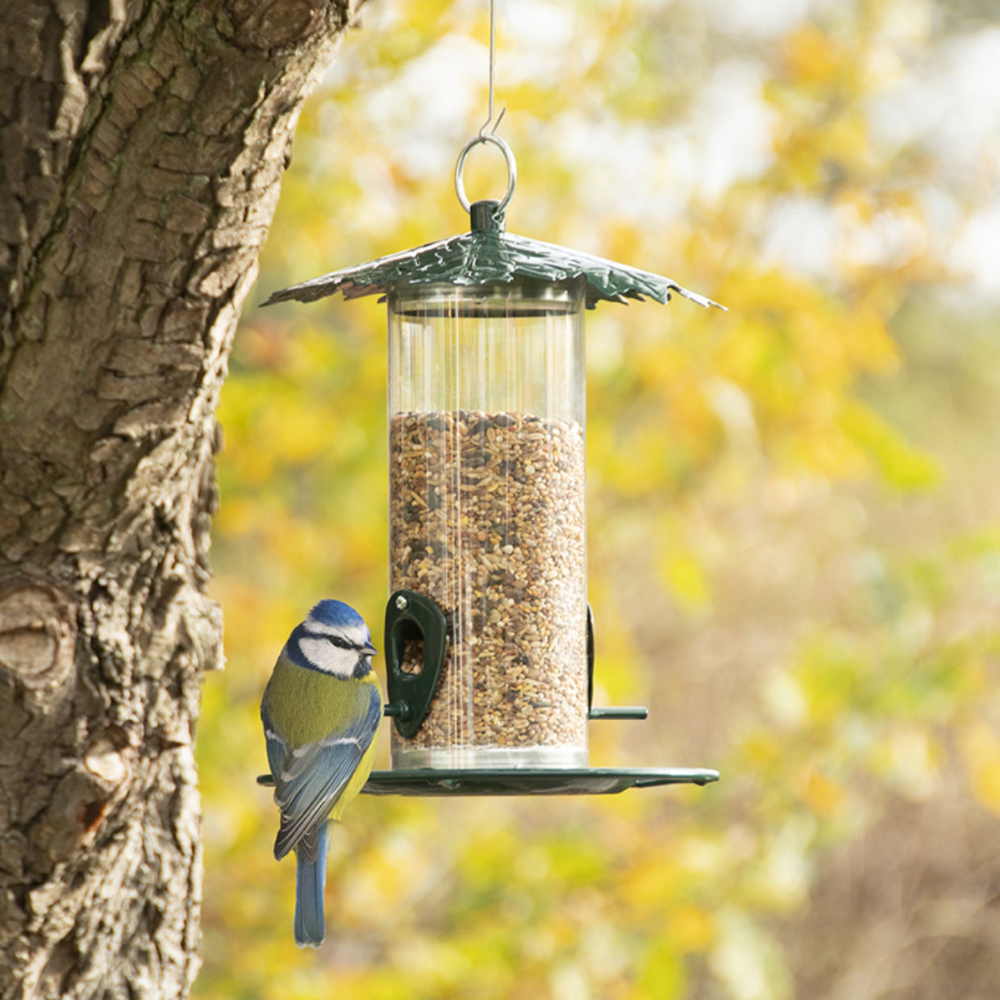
[195,0,1000,997]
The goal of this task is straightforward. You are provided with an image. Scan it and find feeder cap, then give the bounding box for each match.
[469,199,505,234]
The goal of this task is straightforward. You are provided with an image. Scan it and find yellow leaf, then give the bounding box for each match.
[661,548,711,613]
[959,724,1000,816]
[800,767,845,819]
[668,904,715,953]
[839,403,942,491]
[781,24,840,86]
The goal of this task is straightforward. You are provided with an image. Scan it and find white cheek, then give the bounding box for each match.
[299,637,355,677]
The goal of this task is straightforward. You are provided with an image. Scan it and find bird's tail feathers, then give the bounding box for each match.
[294,823,329,949]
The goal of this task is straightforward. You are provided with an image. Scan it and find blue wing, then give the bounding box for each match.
[262,685,381,862]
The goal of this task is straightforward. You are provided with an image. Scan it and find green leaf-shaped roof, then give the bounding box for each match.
[263,210,723,311]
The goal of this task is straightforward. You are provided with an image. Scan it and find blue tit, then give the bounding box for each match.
[260,600,381,948]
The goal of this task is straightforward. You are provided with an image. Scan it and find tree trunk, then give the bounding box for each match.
[0,2,360,995]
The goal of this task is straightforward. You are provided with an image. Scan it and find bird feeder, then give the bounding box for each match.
[262,128,721,796]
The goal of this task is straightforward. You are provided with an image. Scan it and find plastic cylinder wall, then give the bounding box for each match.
[387,279,588,769]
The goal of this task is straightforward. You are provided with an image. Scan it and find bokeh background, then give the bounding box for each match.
[194,1,1000,997]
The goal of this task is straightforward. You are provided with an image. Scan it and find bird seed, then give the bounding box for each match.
[389,409,588,767]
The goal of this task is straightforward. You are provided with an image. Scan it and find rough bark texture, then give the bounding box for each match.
[0,1,361,996]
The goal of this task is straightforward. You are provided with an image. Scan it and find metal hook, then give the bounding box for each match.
[479,105,506,139]
[476,0,500,138]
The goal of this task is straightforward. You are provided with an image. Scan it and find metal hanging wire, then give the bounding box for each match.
[454,0,517,215]
[478,0,502,138]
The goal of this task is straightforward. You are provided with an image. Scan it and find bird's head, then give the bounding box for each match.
[287,600,378,678]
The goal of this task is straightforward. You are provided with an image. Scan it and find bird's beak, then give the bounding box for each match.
[362,641,378,657]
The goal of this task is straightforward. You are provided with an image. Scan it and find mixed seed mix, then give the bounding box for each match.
[389,408,588,765]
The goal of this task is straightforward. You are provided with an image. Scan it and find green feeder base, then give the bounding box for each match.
[361,766,719,796]
[258,766,717,797]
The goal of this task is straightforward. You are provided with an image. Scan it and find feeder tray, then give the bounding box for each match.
[364,766,719,795]
[258,766,719,797]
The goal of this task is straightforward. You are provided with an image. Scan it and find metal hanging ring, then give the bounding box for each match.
[454,132,517,215]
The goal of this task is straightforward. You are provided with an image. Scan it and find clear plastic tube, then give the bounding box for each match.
[387,279,587,769]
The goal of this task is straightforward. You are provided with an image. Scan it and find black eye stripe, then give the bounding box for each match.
[304,631,358,651]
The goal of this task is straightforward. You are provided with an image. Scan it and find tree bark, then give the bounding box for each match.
[0,1,361,996]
